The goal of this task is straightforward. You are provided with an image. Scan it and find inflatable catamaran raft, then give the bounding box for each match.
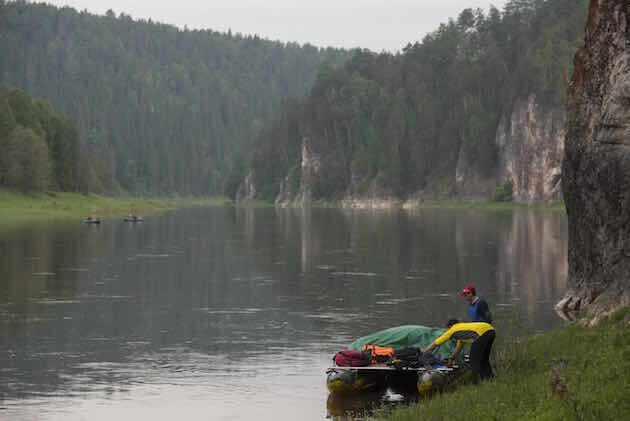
[326,325,470,396]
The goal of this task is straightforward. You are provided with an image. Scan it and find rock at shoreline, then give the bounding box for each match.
[558,0,630,323]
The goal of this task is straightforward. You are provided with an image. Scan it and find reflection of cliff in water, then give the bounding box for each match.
[274,207,569,330]
[453,210,568,327]
[495,211,568,322]
[238,207,568,331]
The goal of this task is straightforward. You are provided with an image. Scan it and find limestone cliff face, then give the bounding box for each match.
[496,95,565,203]
[456,95,565,203]
[235,170,257,202]
[248,94,566,207]
[275,138,321,207]
[557,0,630,322]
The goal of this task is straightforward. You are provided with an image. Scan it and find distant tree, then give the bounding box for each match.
[8,89,40,133]
[0,96,17,184]
[4,127,51,192]
[0,95,16,140]
[0,86,84,192]
[77,144,103,194]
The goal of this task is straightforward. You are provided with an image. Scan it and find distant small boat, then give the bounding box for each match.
[82,217,101,224]
[124,216,143,222]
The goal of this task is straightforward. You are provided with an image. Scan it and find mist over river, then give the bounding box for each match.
[0,207,567,420]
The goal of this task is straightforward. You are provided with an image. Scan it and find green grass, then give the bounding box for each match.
[379,307,630,420]
[0,189,231,223]
[234,199,275,208]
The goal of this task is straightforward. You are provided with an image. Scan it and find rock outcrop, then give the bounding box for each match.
[275,138,321,207]
[246,94,567,207]
[456,95,565,203]
[496,95,565,203]
[557,0,630,323]
[236,170,257,202]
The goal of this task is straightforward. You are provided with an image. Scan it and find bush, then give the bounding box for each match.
[491,180,513,202]
[4,127,51,192]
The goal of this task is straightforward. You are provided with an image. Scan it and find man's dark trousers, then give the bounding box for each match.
[469,330,495,383]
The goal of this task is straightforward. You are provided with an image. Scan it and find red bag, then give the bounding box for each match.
[333,349,370,367]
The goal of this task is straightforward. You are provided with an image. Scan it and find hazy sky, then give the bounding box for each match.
[45,0,507,52]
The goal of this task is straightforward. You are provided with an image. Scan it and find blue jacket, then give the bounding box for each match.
[469,297,492,323]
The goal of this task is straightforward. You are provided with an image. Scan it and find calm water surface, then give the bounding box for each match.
[0,207,568,420]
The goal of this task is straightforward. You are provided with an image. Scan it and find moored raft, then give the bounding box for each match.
[327,365,466,397]
[416,363,471,396]
[326,367,389,394]
[327,325,470,396]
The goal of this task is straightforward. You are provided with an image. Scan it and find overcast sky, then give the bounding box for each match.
[45,0,507,52]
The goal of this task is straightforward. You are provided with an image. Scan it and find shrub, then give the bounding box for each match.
[491,180,513,202]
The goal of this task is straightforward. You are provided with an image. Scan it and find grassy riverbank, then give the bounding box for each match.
[0,189,230,222]
[0,188,563,224]
[381,308,630,421]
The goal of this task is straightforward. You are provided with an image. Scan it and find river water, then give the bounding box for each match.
[0,206,568,420]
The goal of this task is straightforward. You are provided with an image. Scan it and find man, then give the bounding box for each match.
[421,318,495,383]
[460,283,492,323]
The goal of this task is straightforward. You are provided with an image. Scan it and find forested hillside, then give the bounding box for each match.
[242,0,588,202]
[0,1,347,195]
[0,85,87,192]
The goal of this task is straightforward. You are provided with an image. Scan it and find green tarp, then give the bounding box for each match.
[347,325,457,360]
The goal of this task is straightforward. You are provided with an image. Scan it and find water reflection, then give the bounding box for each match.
[0,207,567,420]
[496,211,568,321]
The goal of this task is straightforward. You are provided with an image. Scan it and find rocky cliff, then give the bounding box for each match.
[245,95,567,207]
[556,0,630,322]
[273,138,404,208]
[456,95,565,203]
[235,171,257,202]
[275,138,321,207]
[496,96,565,203]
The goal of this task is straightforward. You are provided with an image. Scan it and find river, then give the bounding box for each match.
[0,206,568,420]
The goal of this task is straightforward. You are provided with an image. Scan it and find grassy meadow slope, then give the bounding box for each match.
[382,308,630,420]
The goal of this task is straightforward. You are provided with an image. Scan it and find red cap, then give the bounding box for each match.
[460,284,476,296]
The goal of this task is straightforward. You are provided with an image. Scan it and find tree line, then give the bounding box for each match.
[0,1,347,195]
[241,0,589,201]
[0,85,93,192]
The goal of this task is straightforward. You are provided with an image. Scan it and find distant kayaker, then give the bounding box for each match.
[421,318,495,384]
[460,283,492,323]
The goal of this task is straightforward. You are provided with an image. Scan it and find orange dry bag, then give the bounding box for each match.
[361,344,395,363]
